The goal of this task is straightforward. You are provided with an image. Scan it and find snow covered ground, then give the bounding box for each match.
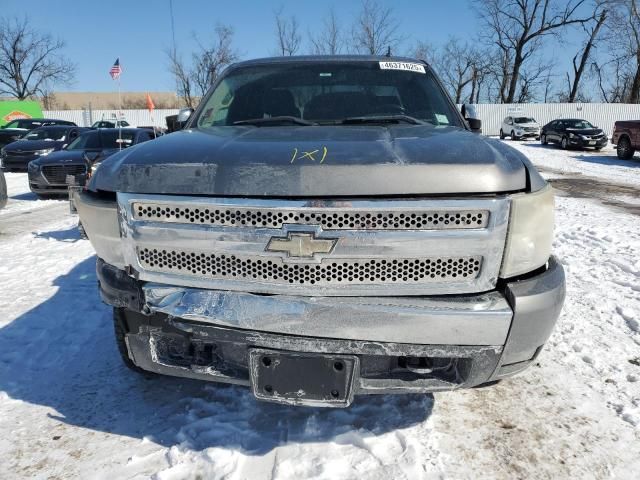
[1,142,639,480]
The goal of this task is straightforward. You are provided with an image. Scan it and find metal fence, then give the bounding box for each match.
[44,103,640,136]
[43,109,180,128]
[467,103,640,137]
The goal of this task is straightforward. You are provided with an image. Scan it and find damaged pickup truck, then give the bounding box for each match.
[73,56,565,407]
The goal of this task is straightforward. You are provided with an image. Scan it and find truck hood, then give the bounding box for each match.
[89,125,529,196]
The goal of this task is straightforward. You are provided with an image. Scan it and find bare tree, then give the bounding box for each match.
[516,61,554,102]
[475,0,593,103]
[352,0,403,55]
[434,39,477,103]
[566,4,607,102]
[309,8,344,55]
[191,25,238,96]
[167,25,238,108]
[411,40,436,63]
[0,17,75,99]
[167,48,195,108]
[274,8,301,56]
[606,0,640,102]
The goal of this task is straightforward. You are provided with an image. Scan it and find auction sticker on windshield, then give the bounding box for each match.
[379,61,425,74]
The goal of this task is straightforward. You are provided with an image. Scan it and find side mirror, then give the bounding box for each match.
[467,118,482,133]
[461,104,482,134]
[177,107,194,129]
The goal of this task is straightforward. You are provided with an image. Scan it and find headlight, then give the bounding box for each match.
[35,148,55,156]
[91,162,102,175]
[500,184,554,278]
[568,133,576,139]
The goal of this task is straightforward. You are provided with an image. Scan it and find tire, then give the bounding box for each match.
[499,129,505,140]
[113,307,152,375]
[617,136,635,160]
[561,136,568,150]
[541,134,548,145]
[511,130,518,140]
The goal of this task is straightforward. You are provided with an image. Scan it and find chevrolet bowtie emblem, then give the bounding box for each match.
[266,233,337,258]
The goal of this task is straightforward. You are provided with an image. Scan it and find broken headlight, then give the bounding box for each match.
[501,184,554,278]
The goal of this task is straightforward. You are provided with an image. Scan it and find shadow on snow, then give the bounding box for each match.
[0,254,433,455]
[520,141,640,169]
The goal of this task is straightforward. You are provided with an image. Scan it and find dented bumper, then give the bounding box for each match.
[97,256,565,403]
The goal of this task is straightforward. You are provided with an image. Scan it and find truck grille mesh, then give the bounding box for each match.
[132,203,488,230]
[138,247,482,285]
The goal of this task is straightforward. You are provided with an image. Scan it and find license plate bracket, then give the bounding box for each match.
[589,140,596,145]
[249,349,358,407]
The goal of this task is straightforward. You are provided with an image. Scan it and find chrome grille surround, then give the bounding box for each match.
[118,193,510,296]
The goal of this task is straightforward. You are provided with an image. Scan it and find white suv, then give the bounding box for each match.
[500,116,540,140]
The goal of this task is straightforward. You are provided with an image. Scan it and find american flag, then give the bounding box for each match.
[109,58,122,80]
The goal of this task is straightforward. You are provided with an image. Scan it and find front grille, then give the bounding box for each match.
[138,247,482,285]
[524,127,538,132]
[42,164,86,184]
[133,203,489,230]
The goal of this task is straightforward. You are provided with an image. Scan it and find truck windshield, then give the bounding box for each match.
[195,61,463,128]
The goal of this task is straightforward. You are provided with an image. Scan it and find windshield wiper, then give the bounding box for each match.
[233,116,315,127]
[339,115,427,125]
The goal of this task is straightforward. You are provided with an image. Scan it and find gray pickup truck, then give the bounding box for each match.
[74,56,565,407]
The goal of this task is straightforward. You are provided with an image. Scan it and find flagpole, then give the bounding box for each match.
[118,71,122,151]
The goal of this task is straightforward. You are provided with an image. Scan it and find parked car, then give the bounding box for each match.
[73,55,565,408]
[28,128,156,197]
[499,116,540,140]
[0,169,6,209]
[541,118,608,150]
[0,126,87,172]
[0,118,76,148]
[91,120,131,129]
[611,120,639,160]
[2,118,77,130]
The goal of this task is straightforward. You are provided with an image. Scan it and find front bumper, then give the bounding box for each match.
[568,136,608,148]
[97,256,565,400]
[1,157,31,172]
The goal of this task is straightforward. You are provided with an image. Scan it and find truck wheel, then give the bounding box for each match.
[113,307,153,375]
[499,129,505,140]
[617,137,635,160]
[541,134,548,145]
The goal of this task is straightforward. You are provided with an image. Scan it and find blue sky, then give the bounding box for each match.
[2,0,583,93]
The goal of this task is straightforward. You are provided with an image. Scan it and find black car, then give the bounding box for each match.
[540,118,608,150]
[0,126,87,172]
[0,169,6,209]
[0,129,25,149]
[28,128,156,197]
[91,120,131,128]
[2,118,77,130]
